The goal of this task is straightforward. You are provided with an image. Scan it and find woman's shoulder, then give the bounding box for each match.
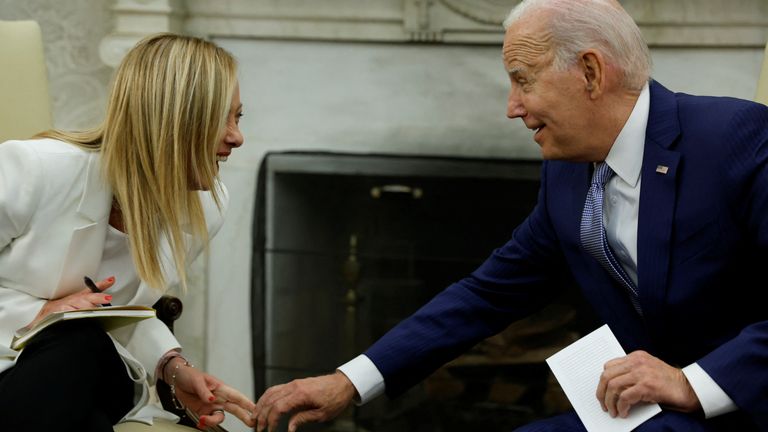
[0,138,95,196]
[0,138,92,176]
[0,137,87,157]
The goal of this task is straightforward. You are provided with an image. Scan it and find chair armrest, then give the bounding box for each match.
[151,295,228,432]
[153,295,183,333]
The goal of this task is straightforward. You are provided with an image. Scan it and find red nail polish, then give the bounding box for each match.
[108,276,115,282]
[198,419,206,429]
[105,295,113,301]
[209,396,215,402]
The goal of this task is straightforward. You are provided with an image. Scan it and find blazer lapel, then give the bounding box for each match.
[636,81,680,334]
[55,152,111,294]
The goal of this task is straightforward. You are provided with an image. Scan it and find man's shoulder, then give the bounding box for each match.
[651,80,767,118]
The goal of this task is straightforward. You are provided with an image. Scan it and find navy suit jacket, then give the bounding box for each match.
[364,81,768,427]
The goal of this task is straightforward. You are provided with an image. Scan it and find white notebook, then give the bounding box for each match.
[546,324,661,432]
[12,305,155,350]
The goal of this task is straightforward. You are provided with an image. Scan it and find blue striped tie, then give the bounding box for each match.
[580,162,642,315]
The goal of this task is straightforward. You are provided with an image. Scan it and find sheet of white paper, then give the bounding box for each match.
[546,324,662,432]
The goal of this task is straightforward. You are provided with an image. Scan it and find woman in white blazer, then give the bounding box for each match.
[0,34,255,431]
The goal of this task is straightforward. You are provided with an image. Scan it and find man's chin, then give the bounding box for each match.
[537,143,556,160]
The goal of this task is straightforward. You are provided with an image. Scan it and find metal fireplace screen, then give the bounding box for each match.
[252,152,593,432]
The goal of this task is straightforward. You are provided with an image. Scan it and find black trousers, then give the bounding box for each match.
[0,320,135,432]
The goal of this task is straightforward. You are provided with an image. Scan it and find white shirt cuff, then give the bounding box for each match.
[682,363,737,418]
[337,355,386,405]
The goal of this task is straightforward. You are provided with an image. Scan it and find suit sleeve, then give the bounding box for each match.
[694,102,768,428]
[364,162,571,398]
[110,182,230,382]
[0,141,47,347]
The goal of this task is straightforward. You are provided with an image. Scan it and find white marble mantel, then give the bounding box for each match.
[100,0,768,66]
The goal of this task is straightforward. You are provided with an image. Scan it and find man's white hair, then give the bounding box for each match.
[503,0,651,90]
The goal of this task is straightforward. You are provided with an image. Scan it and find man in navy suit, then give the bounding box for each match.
[253,0,768,430]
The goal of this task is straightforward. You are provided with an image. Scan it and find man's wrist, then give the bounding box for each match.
[337,355,386,404]
[682,363,738,418]
[675,367,702,413]
[334,370,359,401]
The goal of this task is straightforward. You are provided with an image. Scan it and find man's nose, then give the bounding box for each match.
[507,88,527,119]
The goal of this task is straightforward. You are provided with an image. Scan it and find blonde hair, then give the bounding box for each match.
[41,34,238,291]
[503,0,651,91]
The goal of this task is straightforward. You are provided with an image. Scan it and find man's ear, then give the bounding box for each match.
[580,50,604,98]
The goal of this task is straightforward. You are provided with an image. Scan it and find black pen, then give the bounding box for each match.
[84,276,112,307]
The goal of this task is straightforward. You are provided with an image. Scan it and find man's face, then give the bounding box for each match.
[502,13,596,161]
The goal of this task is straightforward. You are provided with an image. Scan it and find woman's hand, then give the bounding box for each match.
[29,276,115,327]
[166,357,256,429]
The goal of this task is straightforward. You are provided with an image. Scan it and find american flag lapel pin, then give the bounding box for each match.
[655,165,669,174]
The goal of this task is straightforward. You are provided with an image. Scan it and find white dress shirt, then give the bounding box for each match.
[339,84,736,418]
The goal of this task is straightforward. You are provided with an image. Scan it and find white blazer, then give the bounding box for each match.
[0,138,228,422]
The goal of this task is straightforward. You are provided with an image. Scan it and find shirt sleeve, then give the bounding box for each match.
[682,362,738,418]
[337,354,386,405]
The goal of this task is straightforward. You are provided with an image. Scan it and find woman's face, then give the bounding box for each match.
[191,82,244,190]
[216,82,244,171]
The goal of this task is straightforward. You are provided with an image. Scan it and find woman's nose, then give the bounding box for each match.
[225,126,244,148]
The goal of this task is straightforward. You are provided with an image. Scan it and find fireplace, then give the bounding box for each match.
[251,152,593,431]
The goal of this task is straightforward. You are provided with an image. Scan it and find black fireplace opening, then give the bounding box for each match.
[251,152,596,432]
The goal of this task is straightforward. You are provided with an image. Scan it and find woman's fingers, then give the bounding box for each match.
[198,408,226,429]
[214,384,257,426]
[88,276,115,305]
[91,276,116,291]
[222,398,257,426]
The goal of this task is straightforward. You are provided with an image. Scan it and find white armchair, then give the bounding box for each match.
[0,20,53,143]
[756,40,768,105]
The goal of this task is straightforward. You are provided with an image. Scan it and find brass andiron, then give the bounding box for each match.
[330,234,367,432]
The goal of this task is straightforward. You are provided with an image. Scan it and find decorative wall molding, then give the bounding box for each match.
[99,0,186,67]
[624,0,768,47]
[95,0,768,70]
[181,0,766,47]
[440,0,518,25]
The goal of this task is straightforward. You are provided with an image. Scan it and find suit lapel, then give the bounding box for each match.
[636,81,680,332]
[55,152,111,293]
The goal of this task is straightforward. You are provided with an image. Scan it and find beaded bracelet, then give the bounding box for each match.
[169,357,194,410]
[158,351,182,382]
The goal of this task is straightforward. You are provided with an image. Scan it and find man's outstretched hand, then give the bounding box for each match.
[254,371,357,432]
